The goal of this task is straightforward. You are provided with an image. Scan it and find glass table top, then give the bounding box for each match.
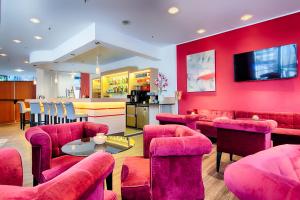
[61,136,135,156]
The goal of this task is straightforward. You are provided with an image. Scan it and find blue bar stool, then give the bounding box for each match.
[49,102,57,124]
[29,102,44,126]
[43,102,50,125]
[55,102,67,123]
[65,102,88,122]
[17,101,31,130]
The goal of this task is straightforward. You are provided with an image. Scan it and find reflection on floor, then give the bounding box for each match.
[124,127,143,137]
[0,123,237,200]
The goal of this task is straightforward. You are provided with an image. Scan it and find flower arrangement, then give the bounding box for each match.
[154,72,168,94]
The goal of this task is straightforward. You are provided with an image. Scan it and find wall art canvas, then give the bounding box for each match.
[187,50,216,92]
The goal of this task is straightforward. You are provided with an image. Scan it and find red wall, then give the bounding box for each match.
[80,73,90,98]
[177,13,300,114]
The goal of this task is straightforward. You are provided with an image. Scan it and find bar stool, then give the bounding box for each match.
[29,102,44,127]
[55,102,67,123]
[43,102,50,125]
[49,102,57,124]
[65,102,88,122]
[17,101,31,130]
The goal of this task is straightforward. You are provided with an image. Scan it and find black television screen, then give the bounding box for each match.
[234,44,298,82]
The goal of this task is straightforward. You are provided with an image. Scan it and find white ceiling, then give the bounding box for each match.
[0,0,300,75]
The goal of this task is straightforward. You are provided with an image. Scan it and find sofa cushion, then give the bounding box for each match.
[104,190,117,200]
[293,113,300,129]
[196,121,217,138]
[272,128,300,136]
[121,156,151,200]
[41,155,84,183]
[198,109,234,121]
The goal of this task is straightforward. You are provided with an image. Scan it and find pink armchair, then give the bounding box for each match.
[121,125,212,200]
[0,148,117,200]
[25,122,109,185]
[213,118,277,172]
[224,144,300,200]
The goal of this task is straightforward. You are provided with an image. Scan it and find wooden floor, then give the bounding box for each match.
[0,123,237,200]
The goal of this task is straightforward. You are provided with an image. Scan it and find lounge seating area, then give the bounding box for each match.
[1,1,300,200]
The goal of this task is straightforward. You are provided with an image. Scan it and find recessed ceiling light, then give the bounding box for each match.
[197,29,206,34]
[168,7,179,14]
[241,14,253,21]
[0,53,7,57]
[34,35,43,40]
[30,18,40,24]
[14,69,24,72]
[13,39,22,43]
[24,60,29,64]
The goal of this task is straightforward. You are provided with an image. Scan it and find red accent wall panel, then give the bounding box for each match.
[80,73,90,98]
[177,13,300,114]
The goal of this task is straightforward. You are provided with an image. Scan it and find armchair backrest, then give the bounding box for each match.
[144,125,212,200]
[0,148,23,186]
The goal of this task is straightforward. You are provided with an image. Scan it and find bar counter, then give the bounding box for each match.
[26,98,127,134]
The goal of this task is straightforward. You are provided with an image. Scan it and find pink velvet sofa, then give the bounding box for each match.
[25,122,109,185]
[213,118,277,172]
[187,109,300,146]
[156,113,200,130]
[0,148,117,200]
[121,125,212,200]
[224,144,300,200]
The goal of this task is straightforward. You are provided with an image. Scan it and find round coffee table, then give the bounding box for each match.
[61,135,135,190]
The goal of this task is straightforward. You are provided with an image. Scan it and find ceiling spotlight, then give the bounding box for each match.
[241,14,253,21]
[30,18,40,24]
[24,60,29,64]
[70,53,76,56]
[13,39,22,43]
[168,7,179,15]
[197,29,206,34]
[14,69,24,72]
[0,53,7,57]
[34,35,43,40]
[122,20,131,25]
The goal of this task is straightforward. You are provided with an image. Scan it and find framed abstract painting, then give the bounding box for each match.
[187,50,216,92]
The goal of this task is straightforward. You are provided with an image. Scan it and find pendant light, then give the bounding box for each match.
[54,72,58,84]
[96,55,101,75]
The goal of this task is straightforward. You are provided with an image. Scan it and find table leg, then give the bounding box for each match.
[106,172,113,190]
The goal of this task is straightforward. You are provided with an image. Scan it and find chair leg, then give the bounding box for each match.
[62,118,65,123]
[230,153,233,161]
[80,117,82,122]
[216,151,222,172]
[85,117,88,122]
[54,116,57,124]
[38,114,41,125]
[20,113,23,129]
[33,177,38,186]
[30,114,35,127]
[22,114,26,130]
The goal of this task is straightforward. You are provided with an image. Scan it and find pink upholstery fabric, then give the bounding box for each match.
[121,125,212,200]
[214,118,276,158]
[235,111,294,129]
[225,144,300,200]
[0,148,23,186]
[197,109,235,122]
[196,121,217,138]
[156,113,199,130]
[25,122,109,184]
[213,118,278,134]
[0,148,117,200]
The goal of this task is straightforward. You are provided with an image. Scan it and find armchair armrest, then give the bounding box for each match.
[150,135,212,157]
[0,148,23,186]
[143,125,178,158]
[25,127,52,182]
[83,122,109,137]
[225,163,300,200]
[37,152,115,199]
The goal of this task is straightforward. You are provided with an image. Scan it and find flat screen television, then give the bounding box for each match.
[234,44,298,82]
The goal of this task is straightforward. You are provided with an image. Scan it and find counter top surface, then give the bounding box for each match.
[25,98,128,103]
